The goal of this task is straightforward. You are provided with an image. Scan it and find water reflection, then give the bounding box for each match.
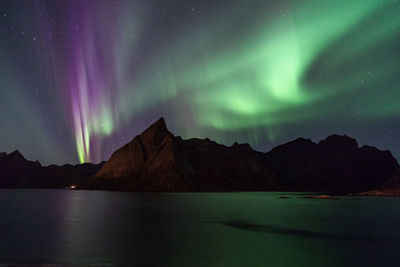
[0,190,400,266]
[220,220,394,242]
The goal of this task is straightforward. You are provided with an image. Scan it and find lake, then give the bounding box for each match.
[0,189,399,266]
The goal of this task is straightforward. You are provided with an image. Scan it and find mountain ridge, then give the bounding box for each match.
[0,151,103,188]
[81,118,399,193]
[1,118,398,193]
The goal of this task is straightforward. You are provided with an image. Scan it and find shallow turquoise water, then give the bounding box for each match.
[0,190,399,266]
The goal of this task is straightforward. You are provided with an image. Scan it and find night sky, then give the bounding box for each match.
[0,0,399,165]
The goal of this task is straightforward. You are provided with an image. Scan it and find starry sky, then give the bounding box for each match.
[0,0,399,165]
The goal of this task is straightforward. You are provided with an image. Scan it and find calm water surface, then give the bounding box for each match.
[0,189,399,266]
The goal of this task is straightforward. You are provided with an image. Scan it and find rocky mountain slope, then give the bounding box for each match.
[360,168,400,196]
[82,118,399,192]
[82,118,279,191]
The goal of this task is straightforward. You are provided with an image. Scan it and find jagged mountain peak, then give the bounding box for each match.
[318,134,358,151]
[92,118,175,180]
[231,142,253,151]
[84,118,280,191]
[8,150,26,161]
[139,117,171,149]
[268,137,316,155]
[79,120,399,193]
[141,117,168,136]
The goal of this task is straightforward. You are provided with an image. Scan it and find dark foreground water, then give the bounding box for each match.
[0,190,399,266]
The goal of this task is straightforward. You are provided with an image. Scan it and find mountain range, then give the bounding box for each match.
[1,117,399,194]
[82,118,399,193]
[0,150,102,188]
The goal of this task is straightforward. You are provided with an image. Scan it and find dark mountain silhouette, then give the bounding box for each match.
[0,150,41,187]
[383,168,400,189]
[82,118,399,193]
[0,150,103,188]
[264,135,399,193]
[81,118,279,191]
[360,168,400,196]
[1,118,398,193]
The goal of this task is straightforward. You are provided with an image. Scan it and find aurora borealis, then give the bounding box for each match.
[0,0,399,164]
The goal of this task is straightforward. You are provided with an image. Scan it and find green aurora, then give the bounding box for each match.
[0,0,399,164]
